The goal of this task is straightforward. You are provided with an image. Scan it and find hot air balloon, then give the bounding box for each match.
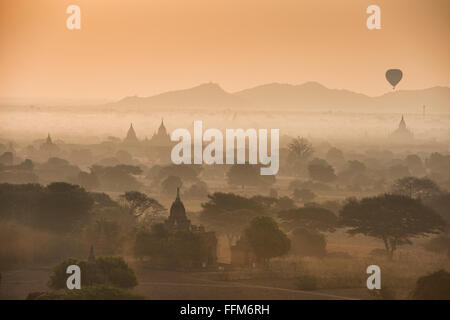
[386,69,403,89]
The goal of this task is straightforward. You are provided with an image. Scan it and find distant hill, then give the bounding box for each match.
[373,86,450,113]
[115,83,245,109]
[235,82,371,110]
[108,82,450,113]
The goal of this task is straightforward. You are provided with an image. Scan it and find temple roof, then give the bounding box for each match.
[157,118,168,135]
[125,123,138,142]
[166,188,190,230]
[399,115,407,130]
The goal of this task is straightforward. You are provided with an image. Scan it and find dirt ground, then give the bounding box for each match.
[0,267,370,300]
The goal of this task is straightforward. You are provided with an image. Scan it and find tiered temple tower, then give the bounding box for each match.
[390,115,414,143]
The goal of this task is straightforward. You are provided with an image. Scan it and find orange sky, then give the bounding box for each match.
[0,0,449,101]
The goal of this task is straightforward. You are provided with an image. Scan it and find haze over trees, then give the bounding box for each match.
[1,99,450,300]
[307,158,336,183]
[199,193,264,246]
[391,177,442,200]
[278,206,338,257]
[243,216,290,266]
[134,224,207,268]
[287,137,313,175]
[227,163,275,189]
[0,182,93,232]
[119,191,166,220]
[340,194,446,260]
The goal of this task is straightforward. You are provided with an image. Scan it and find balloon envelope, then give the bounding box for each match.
[386,69,403,89]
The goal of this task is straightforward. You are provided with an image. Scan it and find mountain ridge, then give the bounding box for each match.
[108,82,450,113]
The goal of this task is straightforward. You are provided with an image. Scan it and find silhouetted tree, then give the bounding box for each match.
[427,152,450,176]
[48,256,137,289]
[307,158,336,183]
[405,154,426,176]
[157,164,202,182]
[90,192,118,208]
[134,224,205,268]
[0,159,38,184]
[249,195,279,211]
[0,183,44,221]
[244,216,290,266]
[77,171,100,190]
[391,177,442,200]
[325,147,345,165]
[36,157,81,184]
[35,182,93,232]
[201,192,264,214]
[275,196,297,211]
[227,164,275,189]
[337,160,367,185]
[288,137,313,162]
[340,194,446,260]
[424,193,450,228]
[120,191,165,219]
[424,193,450,257]
[411,270,450,300]
[388,164,410,180]
[200,193,264,246]
[91,165,143,192]
[200,208,258,247]
[287,137,313,175]
[134,224,169,260]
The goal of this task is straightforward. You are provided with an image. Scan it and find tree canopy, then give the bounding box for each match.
[391,177,442,200]
[227,163,275,189]
[119,191,166,222]
[278,206,338,232]
[200,192,264,245]
[340,194,446,259]
[244,216,290,265]
[307,158,336,183]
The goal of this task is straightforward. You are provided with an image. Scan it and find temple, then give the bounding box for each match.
[165,188,218,267]
[165,188,192,231]
[123,123,139,145]
[390,115,414,143]
[39,133,60,157]
[148,119,171,147]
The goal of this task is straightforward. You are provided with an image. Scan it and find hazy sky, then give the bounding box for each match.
[0,0,449,101]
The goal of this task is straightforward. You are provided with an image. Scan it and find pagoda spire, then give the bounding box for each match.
[46,133,52,144]
[125,123,138,141]
[399,115,407,129]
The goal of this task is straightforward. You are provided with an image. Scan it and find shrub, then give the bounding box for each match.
[27,285,145,300]
[295,275,317,291]
[48,256,137,289]
[95,256,138,288]
[244,217,291,265]
[411,270,450,300]
[369,286,396,300]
